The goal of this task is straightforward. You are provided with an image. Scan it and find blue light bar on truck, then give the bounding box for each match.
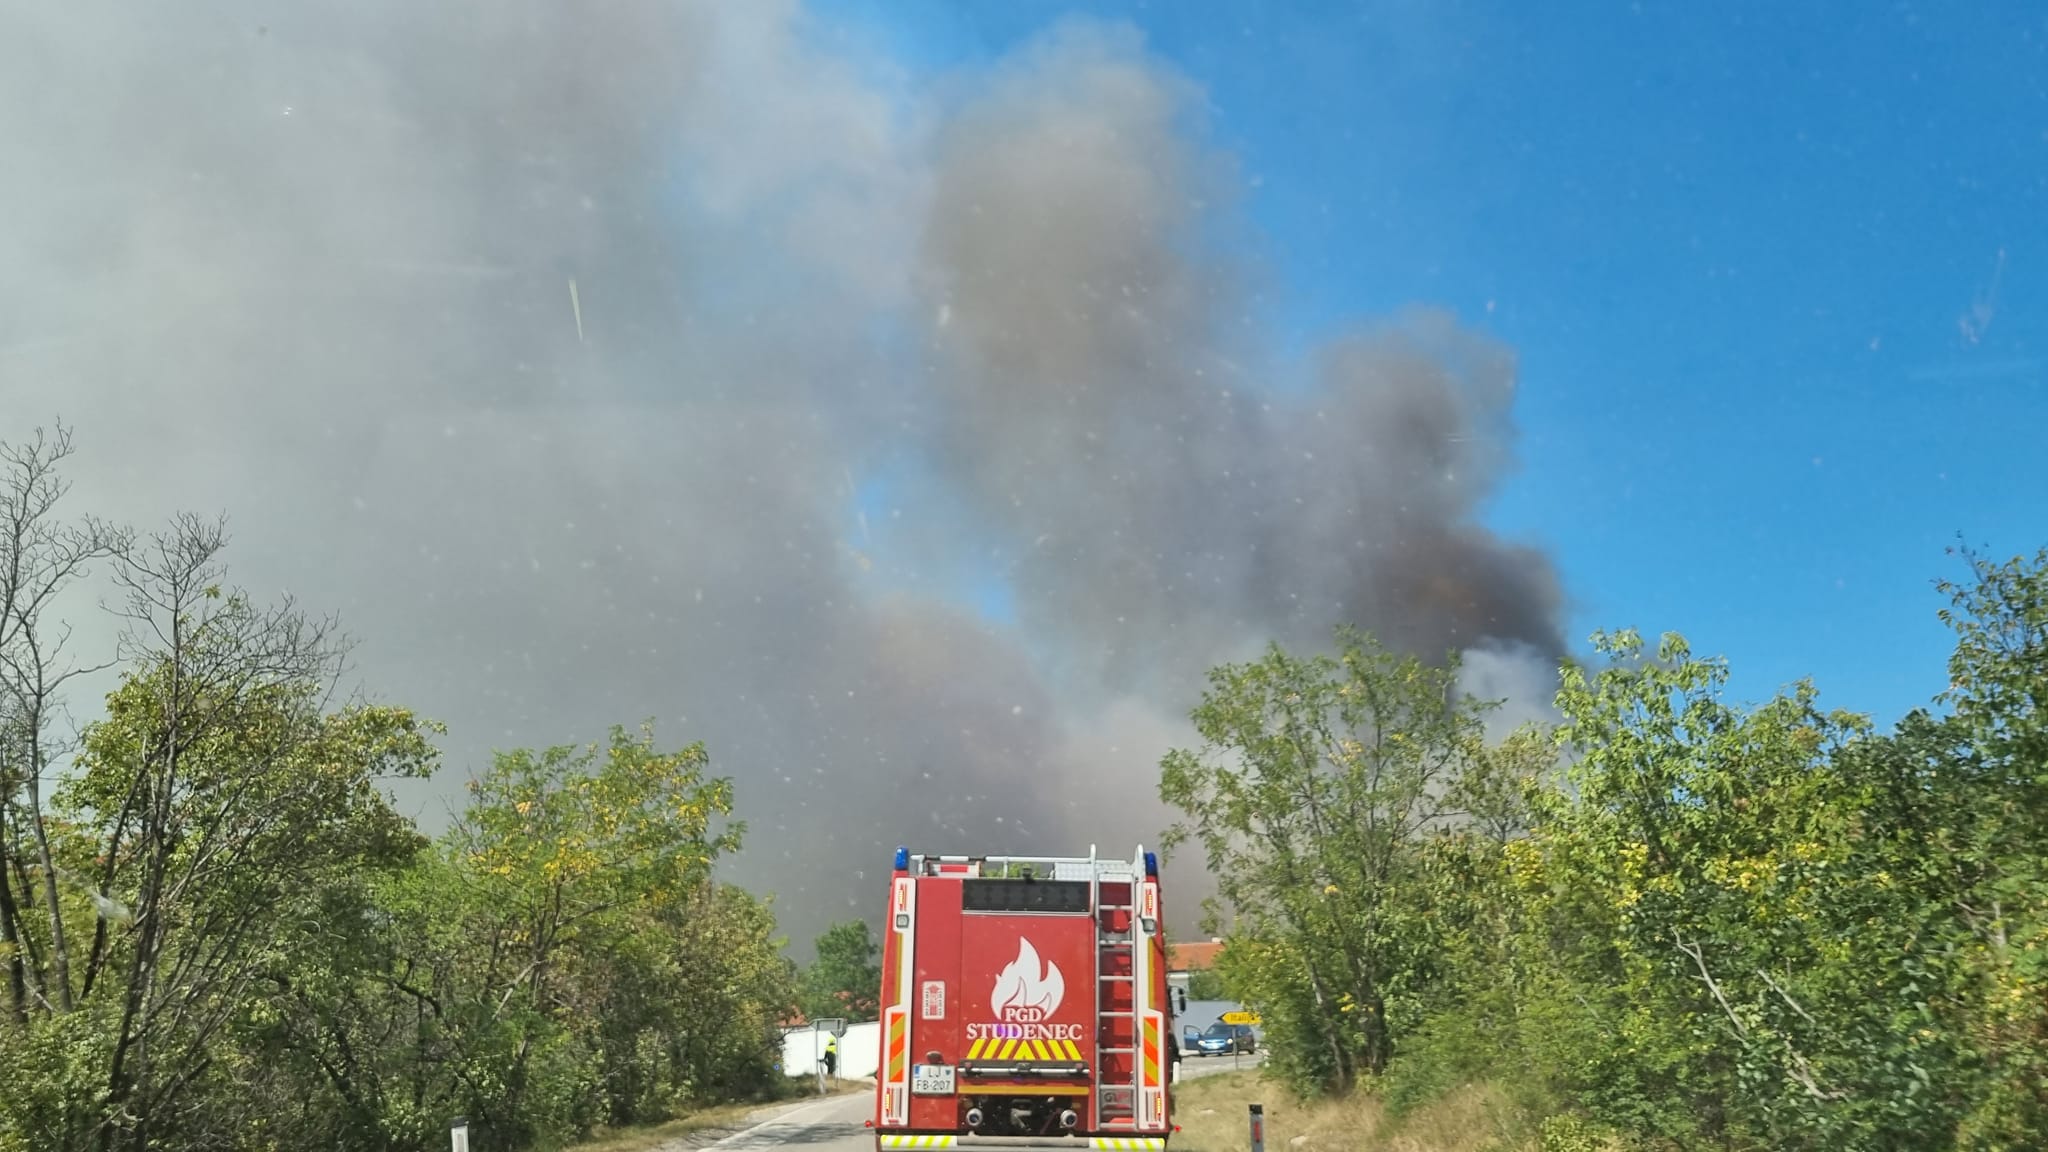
[894,846,909,871]
[1145,851,1158,877]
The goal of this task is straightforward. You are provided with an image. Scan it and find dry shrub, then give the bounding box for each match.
[1172,1071,1545,1152]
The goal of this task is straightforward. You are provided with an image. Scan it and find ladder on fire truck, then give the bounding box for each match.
[1084,845,1156,1132]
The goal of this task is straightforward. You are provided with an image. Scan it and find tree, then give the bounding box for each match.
[1477,603,2044,1150]
[1537,629,1883,1147]
[1183,968,1229,1002]
[1927,544,2048,1145]
[1158,626,1516,1092]
[0,423,127,1020]
[606,883,798,1108]
[800,920,881,1023]
[57,514,439,1151]
[450,722,742,1018]
[0,419,819,1152]
[439,722,747,1147]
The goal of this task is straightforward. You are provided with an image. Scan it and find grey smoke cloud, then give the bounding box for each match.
[0,1,1562,941]
[913,24,1562,710]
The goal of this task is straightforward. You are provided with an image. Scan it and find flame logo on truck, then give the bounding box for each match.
[991,938,1064,1022]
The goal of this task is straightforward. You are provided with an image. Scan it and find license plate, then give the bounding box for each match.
[911,1064,955,1096]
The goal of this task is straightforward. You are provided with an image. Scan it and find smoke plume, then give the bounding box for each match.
[0,1,1563,939]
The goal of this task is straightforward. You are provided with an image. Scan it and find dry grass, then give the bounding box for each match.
[1169,1071,1532,1152]
[565,1080,870,1152]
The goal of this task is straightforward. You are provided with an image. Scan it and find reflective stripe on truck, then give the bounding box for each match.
[876,1131,1171,1139]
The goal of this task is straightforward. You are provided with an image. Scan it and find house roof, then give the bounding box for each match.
[1167,940,1225,971]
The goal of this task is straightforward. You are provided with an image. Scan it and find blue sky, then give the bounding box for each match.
[820,0,2047,730]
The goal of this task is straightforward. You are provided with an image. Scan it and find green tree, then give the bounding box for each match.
[229,841,474,1151]
[0,512,440,1151]
[1925,544,2048,1145]
[1183,968,1229,1002]
[1538,629,1884,1147]
[800,920,881,1023]
[0,421,811,1151]
[632,883,798,1104]
[50,514,438,1152]
[222,724,794,1151]
[1159,626,1516,1093]
[1366,548,2048,1152]
[438,722,746,1147]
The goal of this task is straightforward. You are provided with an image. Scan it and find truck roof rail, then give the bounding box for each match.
[902,846,1154,881]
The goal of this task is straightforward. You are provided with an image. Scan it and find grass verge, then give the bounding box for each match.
[1169,1070,1540,1152]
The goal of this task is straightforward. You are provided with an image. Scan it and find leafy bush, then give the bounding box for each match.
[1161,548,2048,1151]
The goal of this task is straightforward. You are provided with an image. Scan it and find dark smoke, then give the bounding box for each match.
[0,1,1563,941]
[911,25,1560,703]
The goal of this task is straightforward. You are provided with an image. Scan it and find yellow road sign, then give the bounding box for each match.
[1220,1011,1260,1025]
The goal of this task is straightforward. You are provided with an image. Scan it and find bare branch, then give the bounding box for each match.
[1754,967,1818,1028]
[1674,930,1746,1038]
[0,421,131,1016]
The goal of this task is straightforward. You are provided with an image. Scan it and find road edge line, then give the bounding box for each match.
[704,1092,866,1149]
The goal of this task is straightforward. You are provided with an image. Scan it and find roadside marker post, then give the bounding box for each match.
[450,1116,469,1152]
[1249,1103,1264,1152]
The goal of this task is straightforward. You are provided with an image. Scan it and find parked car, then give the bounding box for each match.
[1190,1021,1257,1056]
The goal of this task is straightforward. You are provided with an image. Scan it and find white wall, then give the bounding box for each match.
[781,1020,880,1079]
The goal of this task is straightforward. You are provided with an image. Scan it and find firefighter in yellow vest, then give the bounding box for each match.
[822,1034,838,1079]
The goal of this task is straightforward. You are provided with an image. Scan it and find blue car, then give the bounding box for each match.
[1191,1022,1257,1055]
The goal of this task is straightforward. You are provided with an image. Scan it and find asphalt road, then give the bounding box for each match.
[685,1091,876,1152]
[1177,1049,1267,1080]
[704,1061,1262,1152]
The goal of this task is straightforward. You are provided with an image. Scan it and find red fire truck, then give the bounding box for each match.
[870,846,1176,1150]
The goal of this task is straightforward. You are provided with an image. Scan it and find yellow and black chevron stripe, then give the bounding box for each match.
[963,1036,1087,1061]
[1089,1139,1166,1150]
[878,1136,956,1149]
